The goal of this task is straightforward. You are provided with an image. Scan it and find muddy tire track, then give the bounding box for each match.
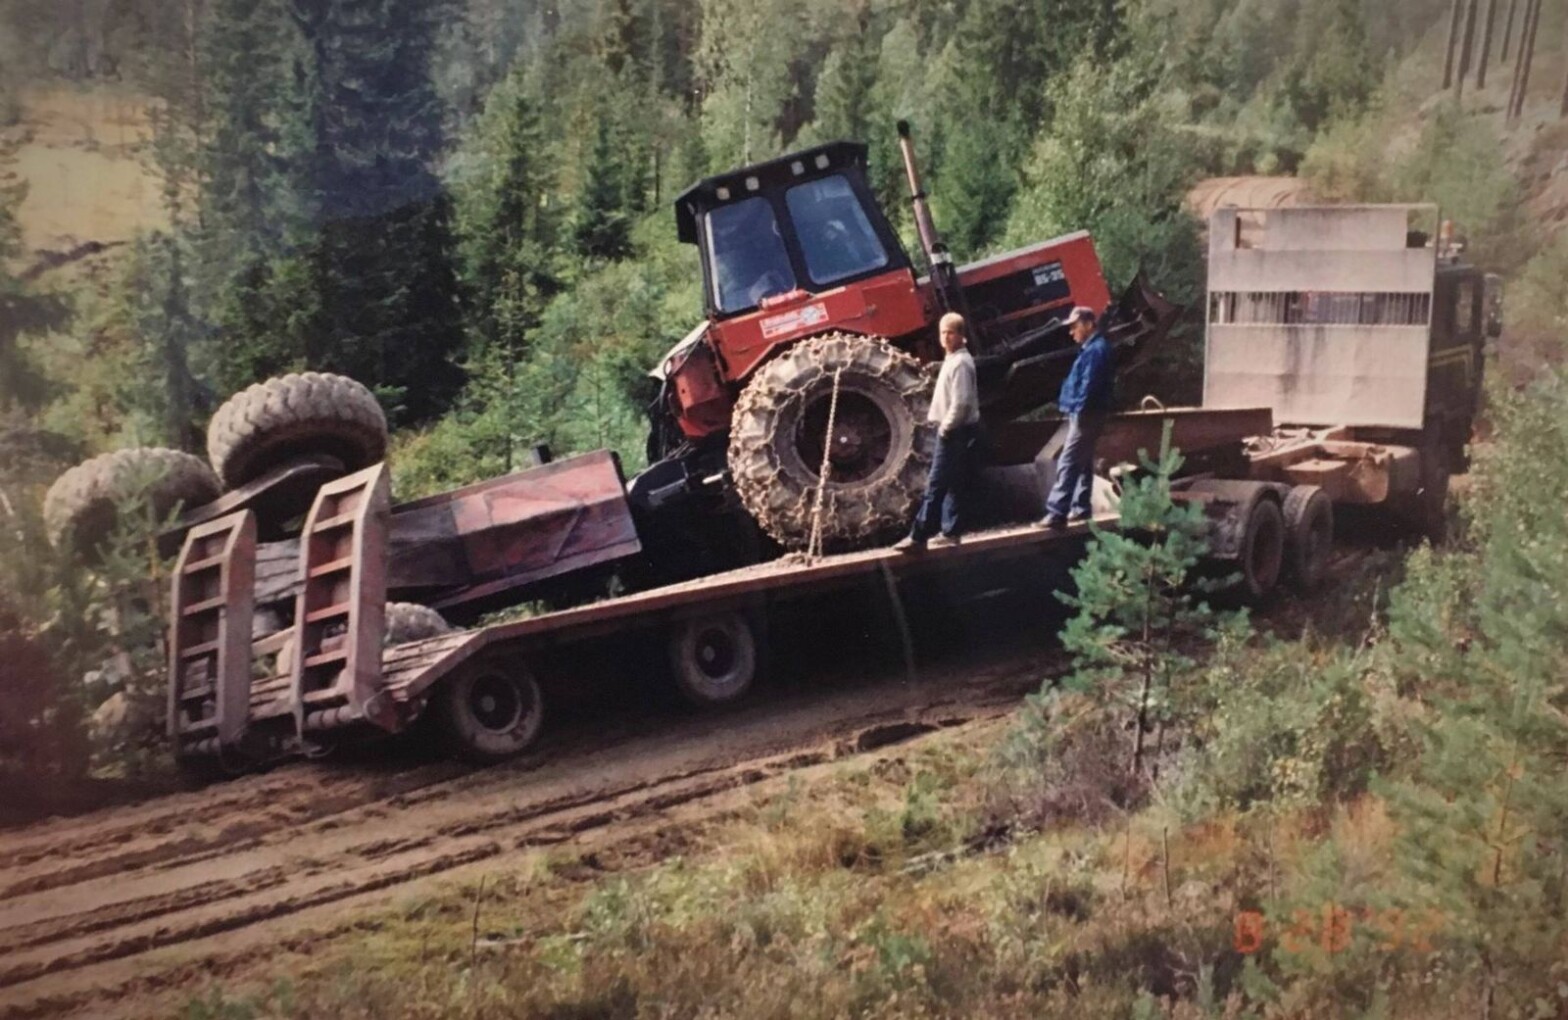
[0,647,1050,1020]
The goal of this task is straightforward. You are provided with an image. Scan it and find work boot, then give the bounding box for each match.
[1067,513,1092,525]
[1036,516,1068,532]
[930,534,961,549]
[892,536,926,553]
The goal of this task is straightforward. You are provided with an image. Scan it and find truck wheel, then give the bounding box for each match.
[44,448,220,554]
[729,333,934,550]
[437,662,544,764]
[1237,496,1285,602]
[384,603,451,645]
[207,372,388,489]
[1405,444,1452,545]
[1282,486,1333,591]
[668,611,757,707]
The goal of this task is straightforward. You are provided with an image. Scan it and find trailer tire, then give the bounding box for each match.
[1237,496,1285,603]
[729,333,934,550]
[384,603,451,645]
[1282,486,1333,592]
[207,372,388,489]
[44,447,220,555]
[668,611,757,708]
[437,662,544,764]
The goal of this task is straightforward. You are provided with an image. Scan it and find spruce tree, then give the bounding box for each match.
[573,116,633,261]
[811,2,879,143]
[457,70,561,359]
[282,0,466,424]
[1055,424,1233,777]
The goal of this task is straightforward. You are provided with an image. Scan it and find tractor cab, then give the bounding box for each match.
[674,142,915,321]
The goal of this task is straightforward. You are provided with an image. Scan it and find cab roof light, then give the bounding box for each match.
[791,160,804,176]
[745,176,760,192]
[716,186,731,201]
[814,154,829,169]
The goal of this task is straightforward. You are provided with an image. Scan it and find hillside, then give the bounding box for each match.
[2,1,1568,1015]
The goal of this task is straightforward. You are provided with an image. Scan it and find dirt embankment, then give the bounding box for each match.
[7,86,165,267]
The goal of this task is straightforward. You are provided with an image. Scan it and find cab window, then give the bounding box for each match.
[706,197,796,314]
[785,174,889,287]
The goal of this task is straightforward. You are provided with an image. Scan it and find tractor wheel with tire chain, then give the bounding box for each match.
[207,372,388,489]
[728,333,934,550]
[384,602,452,645]
[44,447,220,554]
[1282,485,1333,592]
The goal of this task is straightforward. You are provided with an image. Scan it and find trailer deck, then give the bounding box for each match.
[366,514,1112,715]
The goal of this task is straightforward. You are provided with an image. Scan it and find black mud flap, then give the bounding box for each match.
[978,270,1184,421]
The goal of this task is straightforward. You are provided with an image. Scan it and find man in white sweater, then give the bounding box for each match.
[895,312,981,551]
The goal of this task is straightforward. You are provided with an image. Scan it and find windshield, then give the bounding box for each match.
[785,174,889,287]
[707,197,796,313]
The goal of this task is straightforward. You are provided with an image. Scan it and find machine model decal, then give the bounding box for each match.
[760,302,829,339]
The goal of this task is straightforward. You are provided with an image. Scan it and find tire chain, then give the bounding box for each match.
[383,602,453,646]
[729,333,934,550]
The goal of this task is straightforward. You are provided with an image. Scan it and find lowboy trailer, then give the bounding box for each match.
[167,454,1117,770]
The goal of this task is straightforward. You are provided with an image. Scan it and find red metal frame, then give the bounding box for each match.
[169,510,257,755]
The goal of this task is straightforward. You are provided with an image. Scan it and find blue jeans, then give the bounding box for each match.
[1045,413,1105,521]
[911,423,979,540]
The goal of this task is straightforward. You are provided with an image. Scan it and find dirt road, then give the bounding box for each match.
[0,616,1064,1020]
[1185,176,1312,222]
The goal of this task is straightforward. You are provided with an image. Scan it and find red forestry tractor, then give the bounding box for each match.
[630,121,1176,564]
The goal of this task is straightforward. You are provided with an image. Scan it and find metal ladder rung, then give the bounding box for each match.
[181,596,228,616]
[304,603,352,624]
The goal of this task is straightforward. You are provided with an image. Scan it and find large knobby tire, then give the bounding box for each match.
[44,447,220,553]
[728,333,934,550]
[207,372,388,489]
[1237,496,1286,603]
[384,603,452,645]
[436,661,545,764]
[1282,485,1334,592]
[668,611,757,708]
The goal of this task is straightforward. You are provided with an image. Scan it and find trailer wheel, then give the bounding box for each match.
[437,663,544,764]
[668,611,757,708]
[207,372,388,489]
[1282,486,1333,591]
[1237,496,1285,602]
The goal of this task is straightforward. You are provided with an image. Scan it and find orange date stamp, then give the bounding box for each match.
[1234,904,1447,955]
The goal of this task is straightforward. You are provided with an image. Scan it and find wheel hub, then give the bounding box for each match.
[795,391,895,484]
[469,674,523,732]
[696,629,737,679]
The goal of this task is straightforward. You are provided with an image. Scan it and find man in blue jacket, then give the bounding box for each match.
[1039,306,1113,530]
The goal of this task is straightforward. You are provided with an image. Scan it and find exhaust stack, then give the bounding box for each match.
[896,120,976,345]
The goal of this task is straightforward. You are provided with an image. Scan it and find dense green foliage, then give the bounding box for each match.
[0,0,1435,479]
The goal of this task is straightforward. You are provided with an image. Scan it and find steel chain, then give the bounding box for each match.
[806,367,845,562]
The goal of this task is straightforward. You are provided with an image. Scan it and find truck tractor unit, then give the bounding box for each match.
[1075,203,1496,601]
[631,121,1176,566]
